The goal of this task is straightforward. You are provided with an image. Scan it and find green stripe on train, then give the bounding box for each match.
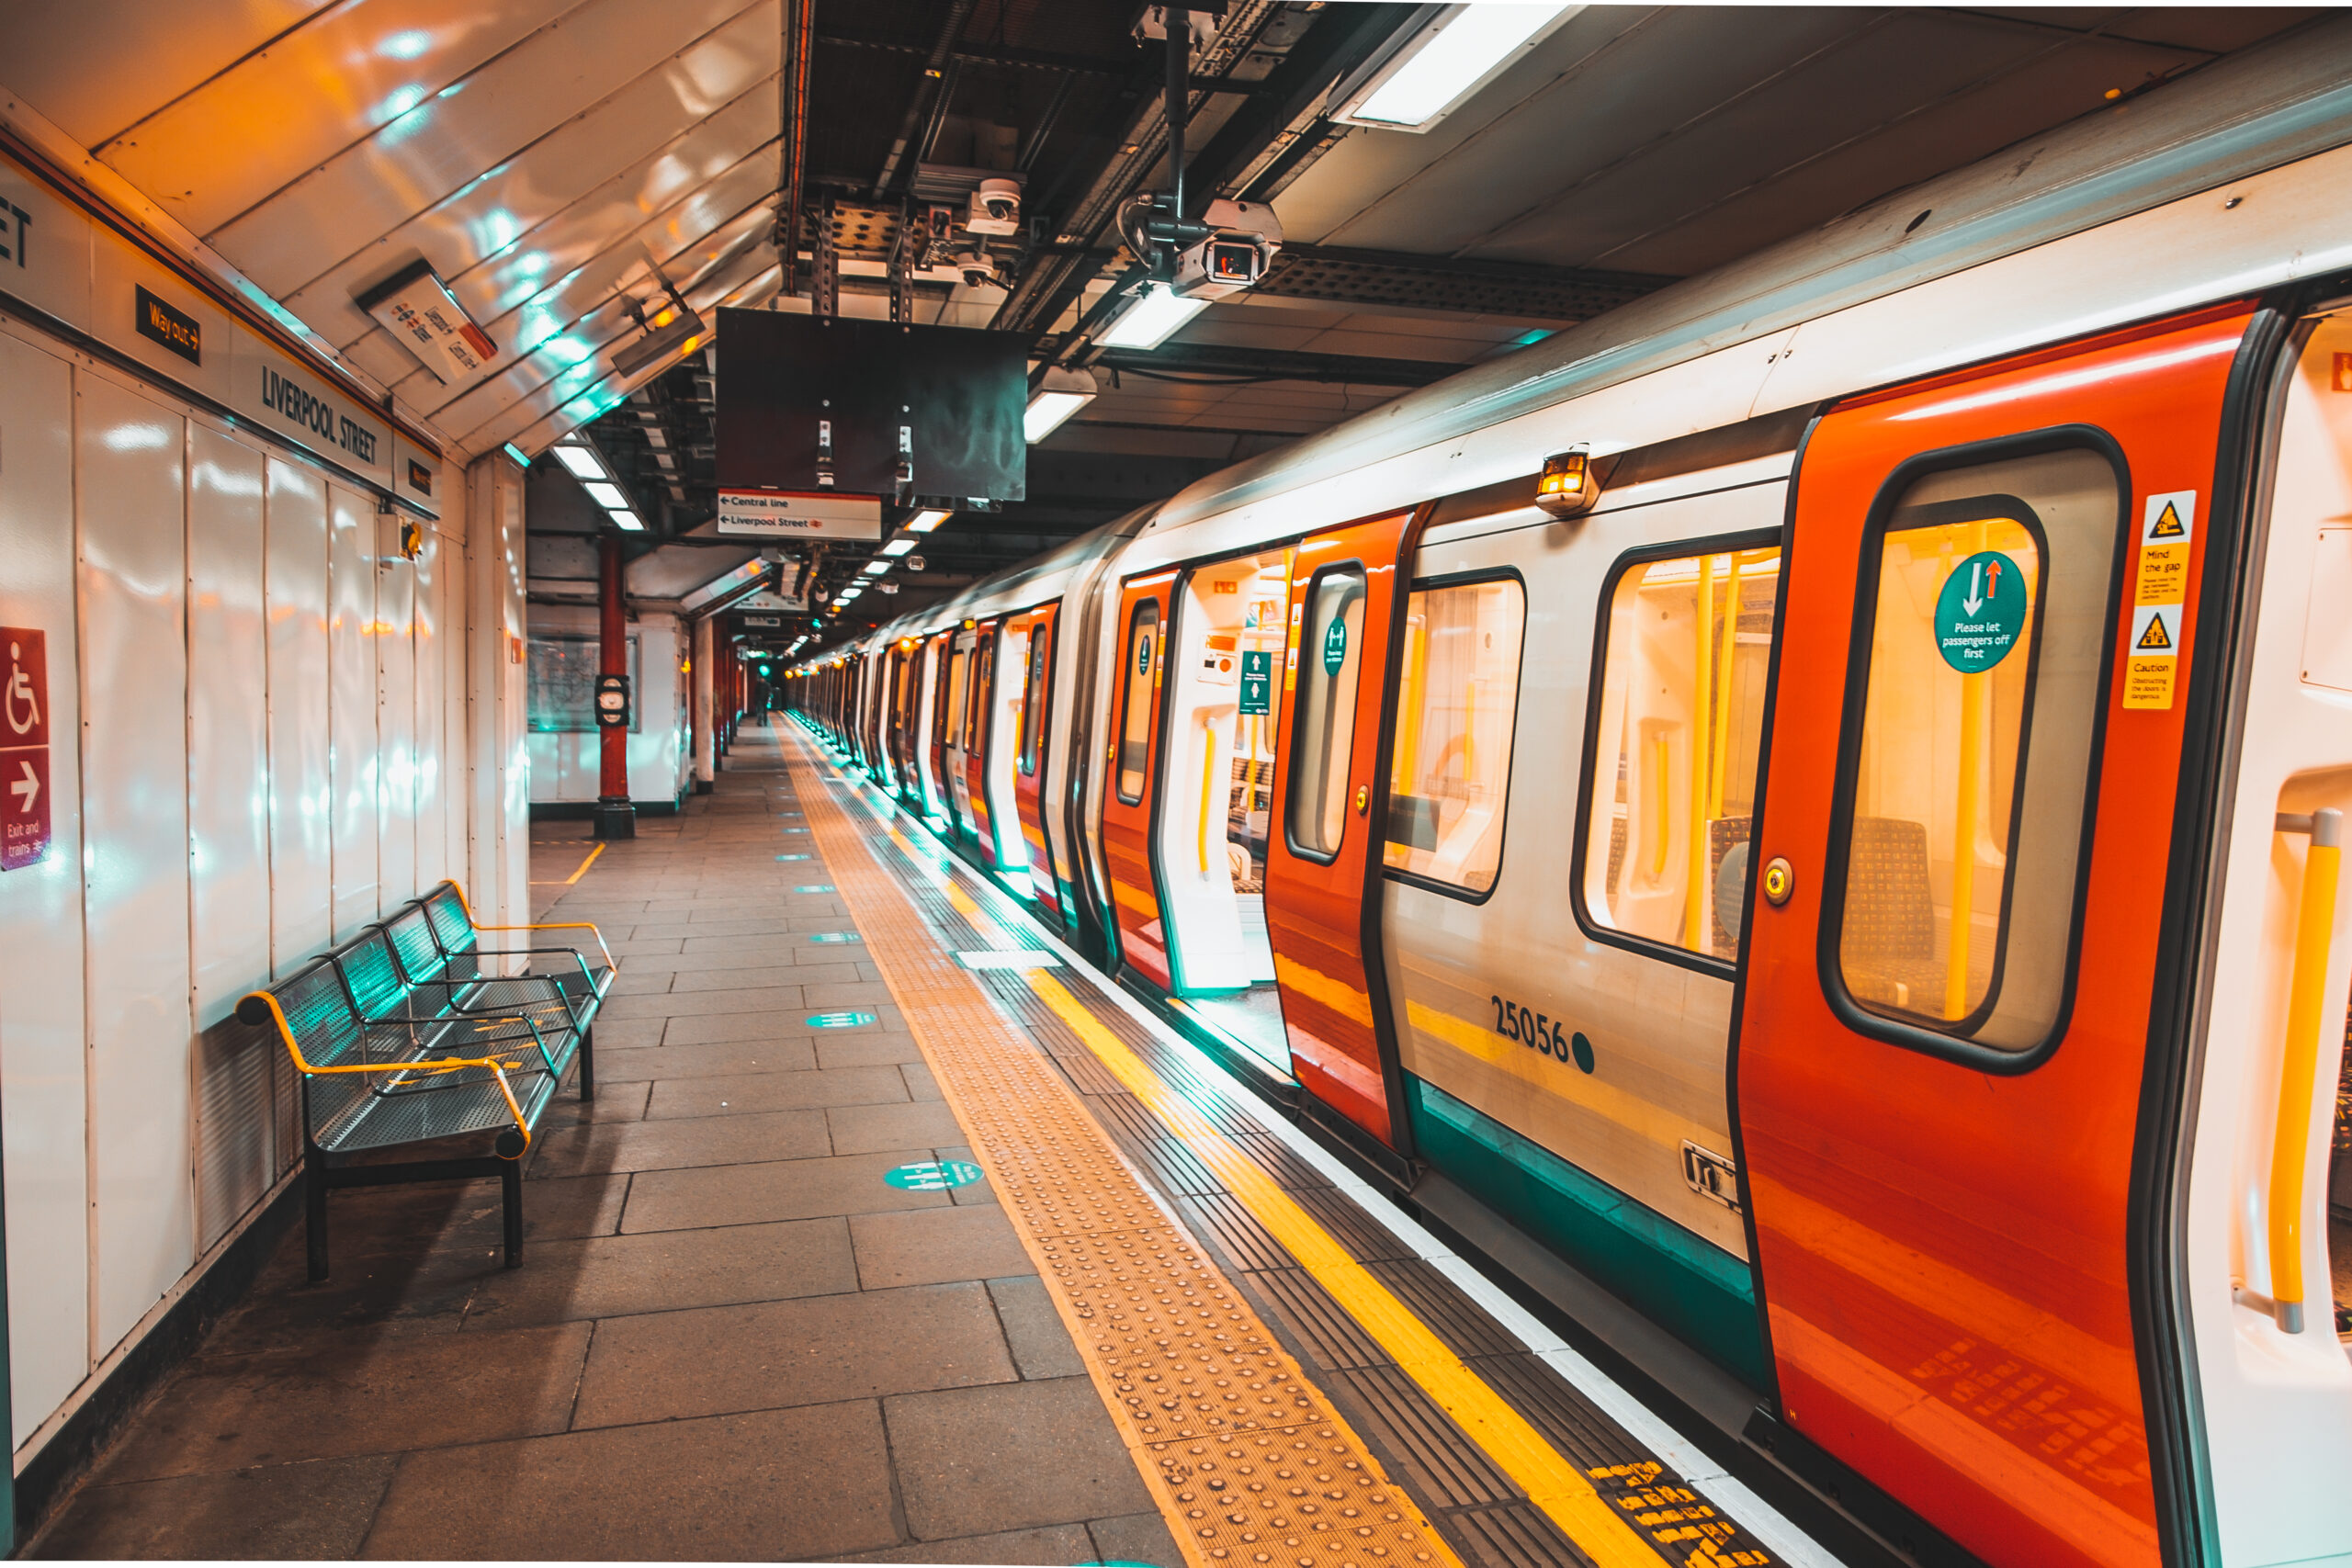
[1404,1077,1769,1389]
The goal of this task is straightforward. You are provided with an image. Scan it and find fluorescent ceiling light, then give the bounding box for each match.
[862,559,889,575]
[608,510,645,532]
[1337,4,1577,132]
[1099,284,1207,350]
[582,480,628,508]
[880,537,917,557]
[1024,366,1099,442]
[552,445,605,479]
[909,509,952,533]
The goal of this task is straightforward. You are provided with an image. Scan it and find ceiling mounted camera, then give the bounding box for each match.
[956,247,1005,289]
[1170,198,1283,301]
[968,178,1022,236]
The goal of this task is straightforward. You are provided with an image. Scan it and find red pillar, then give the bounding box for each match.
[593,534,636,839]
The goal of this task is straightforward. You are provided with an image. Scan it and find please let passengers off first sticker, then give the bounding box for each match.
[2124,490,2194,710]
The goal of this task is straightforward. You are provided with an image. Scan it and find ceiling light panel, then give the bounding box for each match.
[1337,4,1577,132]
[582,480,628,508]
[553,445,606,480]
[1099,284,1209,350]
[880,537,917,557]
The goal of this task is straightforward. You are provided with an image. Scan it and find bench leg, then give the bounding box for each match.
[579,1023,595,1102]
[304,1154,330,1283]
[501,1157,524,1269]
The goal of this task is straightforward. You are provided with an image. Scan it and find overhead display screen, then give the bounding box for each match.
[715,309,1032,503]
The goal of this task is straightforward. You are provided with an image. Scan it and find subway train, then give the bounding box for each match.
[786,39,2352,1568]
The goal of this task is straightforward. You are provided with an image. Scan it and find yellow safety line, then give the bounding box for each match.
[779,725,1461,1568]
[810,726,1752,1568]
[530,842,605,886]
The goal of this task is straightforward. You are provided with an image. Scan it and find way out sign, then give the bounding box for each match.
[1933,551,2025,672]
[1,627,50,870]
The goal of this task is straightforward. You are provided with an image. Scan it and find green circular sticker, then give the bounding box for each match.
[884,1159,983,1190]
[1933,550,2025,672]
[1321,615,1348,676]
[807,1010,876,1029]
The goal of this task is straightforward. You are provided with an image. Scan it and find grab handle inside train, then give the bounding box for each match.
[2267,805,2340,1334]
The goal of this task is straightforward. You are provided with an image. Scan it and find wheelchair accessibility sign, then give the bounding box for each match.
[1,628,49,871]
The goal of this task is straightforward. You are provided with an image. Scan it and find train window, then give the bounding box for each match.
[1830,446,2118,1052]
[944,646,969,752]
[1385,576,1526,897]
[1019,621,1050,776]
[1286,566,1367,861]
[1581,541,1781,963]
[966,637,993,753]
[1116,600,1160,804]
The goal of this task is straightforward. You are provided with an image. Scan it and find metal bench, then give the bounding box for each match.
[237,886,615,1280]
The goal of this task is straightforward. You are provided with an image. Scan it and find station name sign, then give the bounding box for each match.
[0,143,430,512]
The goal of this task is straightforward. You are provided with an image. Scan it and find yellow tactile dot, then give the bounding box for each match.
[784,730,1461,1568]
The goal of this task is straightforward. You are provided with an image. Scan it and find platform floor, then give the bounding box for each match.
[26,720,1828,1567]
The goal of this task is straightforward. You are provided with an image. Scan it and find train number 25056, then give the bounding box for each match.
[1488,995,1594,1074]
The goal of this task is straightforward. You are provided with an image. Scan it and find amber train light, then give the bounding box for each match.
[1534,446,1599,519]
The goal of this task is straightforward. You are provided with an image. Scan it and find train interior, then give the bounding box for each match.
[1384,577,1528,899]
[984,619,1031,871]
[1154,550,1292,1071]
[1582,547,1780,961]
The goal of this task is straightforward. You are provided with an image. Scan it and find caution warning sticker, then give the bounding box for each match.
[2125,491,2195,709]
[2124,604,2181,709]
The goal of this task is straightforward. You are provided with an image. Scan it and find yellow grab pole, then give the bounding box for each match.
[1687,555,1716,950]
[1199,712,1218,875]
[1946,525,1988,1020]
[2268,806,2341,1334]
[1710,551,1743,819]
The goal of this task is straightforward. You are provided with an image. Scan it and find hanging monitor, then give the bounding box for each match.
[715,310,1032,528]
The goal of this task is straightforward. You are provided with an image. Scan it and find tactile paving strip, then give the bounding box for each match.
[782,731,1460,1568]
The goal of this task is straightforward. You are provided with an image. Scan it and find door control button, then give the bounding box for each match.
[1353,784,1369,814]
[1762,855,1794,907]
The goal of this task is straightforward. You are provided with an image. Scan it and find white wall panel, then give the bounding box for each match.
[438,525,469,886]
[0,323,89,1447]
[412,526,446,888]
[187,424,270,1016]
[187,423,279,1253]
[74,368,195,1357]
[328,482,377,938]
[265,457,331,975]
[375,516,415,909]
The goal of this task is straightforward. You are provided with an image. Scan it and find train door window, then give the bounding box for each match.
[1019,620,1051,776]
[1116,600,1160,804]
[1385,576,1527,897]
[944,645,969,753]
[1581,541,1781,962]
[967,637,993,753]
[1287,566,1367,860]
[987,622,1030,869]
[1830,446,2117,1052]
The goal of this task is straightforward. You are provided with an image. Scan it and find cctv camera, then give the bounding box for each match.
[956,247,1002,289]
[967,178,1022,236]
[1171,198,1284,301]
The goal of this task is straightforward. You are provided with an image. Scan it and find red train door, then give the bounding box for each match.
[1012,605,1063,915]
[1736,305,2256,1568]
[1264,510,1422,1146]
[1102,572,1176,987]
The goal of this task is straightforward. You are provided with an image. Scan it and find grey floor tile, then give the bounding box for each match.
[828,1099,967,1155]
[1087,1509,1185,1568]
[886,1377,1153,1541]
[572,1281,1015,1427]
[590,1038,817,1082]
[94,1322,592,1481]
[988,1276,1085,1381]
[464,1215,857,1327]
[647,1064,912,1122]
[28,1455,399,1560]
[621,1149,958,1231]
[851,1204,1031,1290]
[360,1403,899,1562]
[530,1108,831,1177]
[600,983,806,1021]
[842,1522,1096,1563]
